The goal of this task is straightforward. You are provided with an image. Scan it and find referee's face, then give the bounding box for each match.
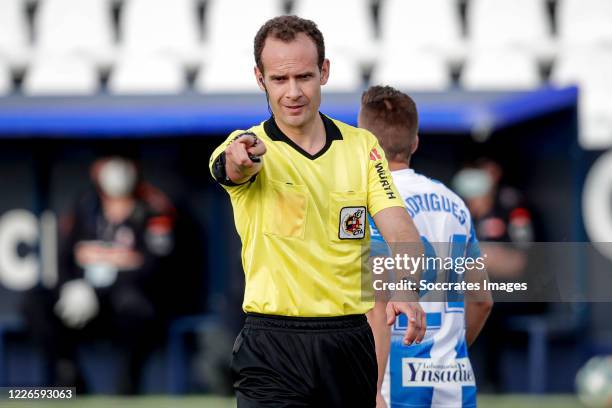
[256,33,329,132]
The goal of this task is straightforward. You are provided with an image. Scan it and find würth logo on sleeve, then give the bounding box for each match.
[339,207,366,239]
[375,162,397,199]
[370,147,382,161]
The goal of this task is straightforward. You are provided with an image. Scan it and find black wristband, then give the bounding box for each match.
[211,152,232,185]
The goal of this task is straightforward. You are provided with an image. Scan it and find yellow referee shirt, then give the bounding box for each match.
[209,113,404,317]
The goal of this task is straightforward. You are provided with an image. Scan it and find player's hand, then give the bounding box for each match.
[104,246,144,271]
[376,393,388,408]
[386,301,426,345]
[75,241,106,266]
[76,242,143,271]
[225,133,267,183]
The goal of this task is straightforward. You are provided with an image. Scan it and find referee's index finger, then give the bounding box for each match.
[234,132,258,148]
[403,305,419,345]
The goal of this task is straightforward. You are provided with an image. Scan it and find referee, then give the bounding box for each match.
[209,16,425,407]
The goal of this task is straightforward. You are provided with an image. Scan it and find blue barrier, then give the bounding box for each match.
[0,87,577,137]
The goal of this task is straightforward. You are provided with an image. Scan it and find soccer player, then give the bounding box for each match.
[360,86,493,408]
[208,16,425,407]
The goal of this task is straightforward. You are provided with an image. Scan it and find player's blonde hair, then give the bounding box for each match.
[360,86,419,163]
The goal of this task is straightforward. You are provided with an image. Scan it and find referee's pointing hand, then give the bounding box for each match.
[386,301,427,345]
[225,133,267,183]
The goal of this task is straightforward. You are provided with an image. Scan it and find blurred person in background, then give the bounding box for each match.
[452,158,542,392]
[453,158,534,276]
[23,154,180,394]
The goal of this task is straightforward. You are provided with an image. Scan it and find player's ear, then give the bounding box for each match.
[411,135,420,155]
[254,66,266,92]
[320,59,330,85]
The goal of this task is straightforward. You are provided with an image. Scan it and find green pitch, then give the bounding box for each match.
[1,394,581,408]
[479,394,581,408]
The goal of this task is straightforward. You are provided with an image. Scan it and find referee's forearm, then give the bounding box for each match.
[373,207,420,242]
[374,207,423,301]
[387,210,423,281]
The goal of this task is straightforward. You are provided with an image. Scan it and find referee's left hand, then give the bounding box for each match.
[386,301,426,345]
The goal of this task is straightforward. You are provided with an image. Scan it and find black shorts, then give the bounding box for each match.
[231,313,377,408]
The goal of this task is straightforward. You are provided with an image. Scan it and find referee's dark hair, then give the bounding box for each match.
[254,15,325,74]
[360,85,419,164]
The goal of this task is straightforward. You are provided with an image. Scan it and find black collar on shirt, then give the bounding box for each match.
[263,112,343,160]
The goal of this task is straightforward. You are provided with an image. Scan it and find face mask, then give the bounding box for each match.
[452,168,493,199]
[98,158,137,198]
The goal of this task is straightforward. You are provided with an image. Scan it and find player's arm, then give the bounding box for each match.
[373,206,426,345]
[210,132,267,185]
[465,297,493,346]
[464,265,493,346]
[366,299,390,407]
[464,225,493,346]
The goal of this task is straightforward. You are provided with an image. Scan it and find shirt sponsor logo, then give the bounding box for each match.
[402,357,475,387]
[339,207,366,239]
[375,162,397,199]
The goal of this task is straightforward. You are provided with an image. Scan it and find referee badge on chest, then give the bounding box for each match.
[339,207,366,239]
